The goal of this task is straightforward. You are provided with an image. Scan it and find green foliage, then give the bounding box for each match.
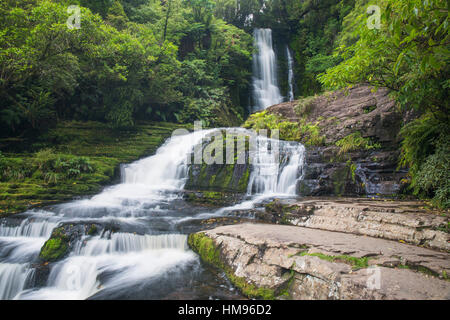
[243,111,326,146]
[0,0,253,134]
[31,149,95,183]
[297,119,326,146]
[400,114,449,208]
[335,132,381,155]
[319,0,448,114]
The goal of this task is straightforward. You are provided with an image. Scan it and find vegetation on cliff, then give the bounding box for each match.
[319,0,449,208]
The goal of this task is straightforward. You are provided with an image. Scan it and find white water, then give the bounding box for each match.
[0,128,305,300]
[286,46,295,102]
[252,29,283,111]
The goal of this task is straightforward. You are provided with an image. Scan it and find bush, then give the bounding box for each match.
[243,111,326,146]
[415,136,449,209]
[33,149,95,183]
[335,132,381,155]
[294,96,317,117]
[0,153,32,182]
[400,114,449,209]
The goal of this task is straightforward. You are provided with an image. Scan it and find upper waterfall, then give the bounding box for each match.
[252,28,283,111]
[286,46,295,102]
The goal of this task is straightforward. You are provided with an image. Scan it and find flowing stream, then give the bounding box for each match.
[0,128,306,300]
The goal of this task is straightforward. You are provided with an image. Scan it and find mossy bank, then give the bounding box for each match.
[0,121,188,217]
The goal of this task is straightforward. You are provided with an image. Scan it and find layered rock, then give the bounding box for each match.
[189,223,450,300]
[266,85,410,197]
[261,198,450,252]
[184,130,251,205]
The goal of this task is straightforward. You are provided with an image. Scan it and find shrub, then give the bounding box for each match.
[33,149,95,182]
[243,111,326,146]
[415,138,449,209]
[294,96,317,117]
[0,154,32,182]
[335,132,381,155]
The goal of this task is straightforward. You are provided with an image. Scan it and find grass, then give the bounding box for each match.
[0,121,188,217]
[300,252,370,270]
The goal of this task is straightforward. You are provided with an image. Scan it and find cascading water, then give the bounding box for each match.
[286,46,295,102]
[247,134,305,195]
[0,128,305,300]
[252,28,283,111]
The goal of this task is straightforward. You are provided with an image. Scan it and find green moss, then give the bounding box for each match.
[300,252,369,270]
[186,133,251,193]
[0,121,186,217]
[188,232,276,300]
[87,224,98,236]
[332,166,350,196]
[39,238,68,262]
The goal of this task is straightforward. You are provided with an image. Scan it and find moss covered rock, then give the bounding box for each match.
[185,131,251,195]
[188,232,276,300]
[39,227,70,262]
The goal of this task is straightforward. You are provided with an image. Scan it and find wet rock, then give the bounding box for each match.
[184,130,251,195]
[183,191,244,207]
[38,222,104,262]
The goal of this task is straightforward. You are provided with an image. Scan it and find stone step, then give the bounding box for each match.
[262,198,449,251]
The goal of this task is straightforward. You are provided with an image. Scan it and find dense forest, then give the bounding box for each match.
[0,0,448,208]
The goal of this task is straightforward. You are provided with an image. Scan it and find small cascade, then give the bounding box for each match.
[252,28,283,111]
[286,46,295,102]
[122,130,212,187]
[0,218,57,239]
[247,135,305,195]
[0,263,33,300]
[74,233,188,256]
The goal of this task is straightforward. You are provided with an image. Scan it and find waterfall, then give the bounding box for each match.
[252,28,283,111]
[0,128,306,300]
[247,134,305,196]
[286,46,295,102]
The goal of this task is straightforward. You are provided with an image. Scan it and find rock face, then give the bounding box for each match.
[266,85,409,197]
[267,85,402,145]
[187,85,410,198]
[262,198,450,252]
[184,130,251,204]
[189,223,450,300]
[298,147,408,197]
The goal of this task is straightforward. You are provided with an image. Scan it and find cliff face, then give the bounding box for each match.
[185,85,410,199]
[267,85,402,145]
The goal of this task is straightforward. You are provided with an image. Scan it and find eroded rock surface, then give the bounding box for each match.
[262,198,449,252]
[190,223,450,300]
[266,85,411,197]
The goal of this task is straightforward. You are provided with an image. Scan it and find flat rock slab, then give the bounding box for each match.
[195,223,450,300]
